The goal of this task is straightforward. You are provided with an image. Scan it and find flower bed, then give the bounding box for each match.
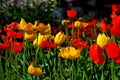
[0,3,120,80]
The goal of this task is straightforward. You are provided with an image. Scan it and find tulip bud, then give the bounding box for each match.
[62,20,70,25]
[97,33,110,48]
[54,31,65,45]
[37,33,47,45]
[74,21,81,28]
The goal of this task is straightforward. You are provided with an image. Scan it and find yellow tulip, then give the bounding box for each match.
[37,33,47,45]
[33,38,38,47]
[81,22,88,28]
[33,33,53,46]
[28,63,45,76]
[59,47,81,59]
[54,31,65,45]
[33,68,45,76]
[19,18,26,30]
[97,33,110,48]
[74,21,81,28]
[62,20,70,25]
[24,32,37,41]
[28,64,35,75]
[74,21,88,28]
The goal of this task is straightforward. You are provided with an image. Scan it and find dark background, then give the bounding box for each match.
[57,0,120,19]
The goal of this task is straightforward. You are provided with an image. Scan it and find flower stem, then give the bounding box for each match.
[0,55,4,80]
[111,60,115,80]
[71,60,74,80]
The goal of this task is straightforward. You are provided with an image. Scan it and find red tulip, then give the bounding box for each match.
[3,40,11,50]
[40,41,57,49]
[100,19,111,32]
[67,10,77,18]
[89,44,105,65]
[7,30,16,38]
[72,38,89,49]
[2,35,8,40]
[68,22,73,28]
[88,19,98,27]
[115,56,120,64]
[15,32,23,39]
[111,4,120,14]
[110,14,120,36]
[0,29,2,33]
[11,42,24,53]
[5,22,19,30]
[105,41,120,59]
[0,43,4,49]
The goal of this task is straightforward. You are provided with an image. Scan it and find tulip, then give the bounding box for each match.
[74,21,88,28]
[105,41,120,59]
[88,19,98,27]
[36,23,51,34]
[100,19,110,32]
[62,20,70,25]
[11,42,24,53]
[24,22,36,34]
[54,31,65,45]
[28,63,45,76]
[33,33,46,46]
[37,33,48,45]
[19,18,37,33]
[40,41,57,49]
[74,21,81,28]
[111,14,120,36]
[24,32,37,41]
[19,18,26,31]
[111,4,120,14]
[59,46,81,59]
[81,22,88,28]
[89,44,105,65]
[97,33,110,48]
[33,33,52,46]
[67,10,77,18]
[0,29,2,33]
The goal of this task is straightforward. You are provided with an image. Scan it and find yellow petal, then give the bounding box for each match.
[97,33,110,48]
[43,23,51,34]
[54,32,65,45]
[59,48,69,59]
[33,68,45,76]
[62,20,70,25]
[28,64,35,75]
[24,32,37,41]
[33,38,38,47]
[19,18,26,30]
[25,23,35,33]
[82,22,88,28]
[38,33,47,45]
[74,21,81,28]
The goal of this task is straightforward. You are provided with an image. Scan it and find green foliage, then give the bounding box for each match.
[0,41,120,80]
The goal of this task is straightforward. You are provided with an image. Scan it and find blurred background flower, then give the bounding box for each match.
[0,0,57,26]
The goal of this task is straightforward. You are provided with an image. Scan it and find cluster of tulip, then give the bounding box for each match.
[0,22,24,53]
[0,6,120,77]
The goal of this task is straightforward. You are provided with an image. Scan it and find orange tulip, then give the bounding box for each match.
[28,63,45,76]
